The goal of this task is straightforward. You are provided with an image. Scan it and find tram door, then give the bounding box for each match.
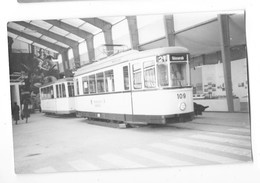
[123,64,134,122]
[54,84,59,113]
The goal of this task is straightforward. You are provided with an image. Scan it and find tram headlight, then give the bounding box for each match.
[179,102,186,111]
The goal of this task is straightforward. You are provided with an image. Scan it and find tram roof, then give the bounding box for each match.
[74,46,189,77]
[40,77,73,88]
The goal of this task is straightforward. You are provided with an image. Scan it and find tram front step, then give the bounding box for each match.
[125,121,148,125]
[86,120,127,129]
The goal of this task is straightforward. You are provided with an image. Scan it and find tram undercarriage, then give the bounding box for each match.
[76,111,194,128]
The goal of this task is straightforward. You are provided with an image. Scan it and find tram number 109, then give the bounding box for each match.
[177,93,186,99]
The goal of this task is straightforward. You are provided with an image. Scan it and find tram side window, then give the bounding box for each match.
[105,70,115,92]
[46,87,49,99]
[96,72,105,93]
[50,86,54,98]
[132,63,142,89]
[76,79,80,95]
[46,88,48,98]
[47,87,50,98]
[123,66,129,90]
[143,61,156,88]
[56,85,59,98]
[40,88,44,99]
[59,84,62,98]
[43,88,46,99]
[41,88,44,99]
[62,83,66,97]
[41,86,54,99]
[89,74,96,93]
[82,76,89,94]
[46,87,50,98]
[157,63,169,87]
[68,82,75,97]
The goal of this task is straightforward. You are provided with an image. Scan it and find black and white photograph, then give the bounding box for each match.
[18,0,88,2]
[1,0,260,183]
[7,10,252,174]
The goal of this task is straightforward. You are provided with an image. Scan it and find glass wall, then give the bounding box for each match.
[94,33,106,60]
[137,15,165,45]
[79,41,89,65]
[112,19,131,51]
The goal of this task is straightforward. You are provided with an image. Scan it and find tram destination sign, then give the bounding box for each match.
[169,54,187,61]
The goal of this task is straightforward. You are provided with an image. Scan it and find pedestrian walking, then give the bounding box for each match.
[12,102,20,125]
[22,99,30,123]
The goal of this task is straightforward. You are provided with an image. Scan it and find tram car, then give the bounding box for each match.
[39,78,76,115]
[74,46,194,125]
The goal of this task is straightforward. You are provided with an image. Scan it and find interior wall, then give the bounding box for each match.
[191,58,248,100]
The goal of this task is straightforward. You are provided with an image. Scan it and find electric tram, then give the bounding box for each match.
[39,78,75,115]
[73,46,194,125]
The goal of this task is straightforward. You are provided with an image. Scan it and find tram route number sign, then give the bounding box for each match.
[177,93,186,99]
[157,54,187,63]
[157,55,167,63]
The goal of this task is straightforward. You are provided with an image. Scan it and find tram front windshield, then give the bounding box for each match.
[170,63,187,87]
[157,61,188,88]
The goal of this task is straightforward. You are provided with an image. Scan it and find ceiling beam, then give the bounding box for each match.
[45,19,93,40]
[44,19,95,62]
[80,18,112,30]
[15,21,81,68]
[8,27,67,53]
[81,18,113,55]
[15,21,79,48]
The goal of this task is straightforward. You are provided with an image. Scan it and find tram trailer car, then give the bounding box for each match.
[74,46,194,125]
[39,78,76,115]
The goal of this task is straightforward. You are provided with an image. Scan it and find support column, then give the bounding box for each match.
[8,37,13,55]
[61,50,71,77]
[218,14,234,112]
[86,37,95,62]
[8,37,14,73]
[72,46,80,69]
[202,54,206,65]
[103,27,114,56]
[11,84,21,110]
[126,16,140,50]
[14,84,21,107]
[164,15,175,46]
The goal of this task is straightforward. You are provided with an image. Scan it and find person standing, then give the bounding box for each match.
[22,99,30,123]
[12,102,20,125]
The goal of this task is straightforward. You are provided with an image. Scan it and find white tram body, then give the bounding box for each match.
[74,47,194,124]
[39,78,75,114]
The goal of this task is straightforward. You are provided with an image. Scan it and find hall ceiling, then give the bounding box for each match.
[7,16,125,54]
[7,14,246,57]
